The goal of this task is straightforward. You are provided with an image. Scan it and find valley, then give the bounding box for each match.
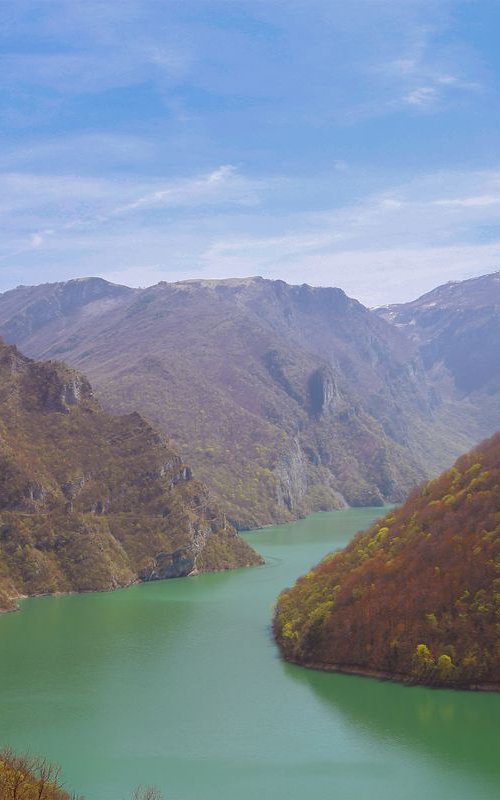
[0,273,496,528]
[4,4,500,797]
[0,271,499,798]
[1,508,500,800]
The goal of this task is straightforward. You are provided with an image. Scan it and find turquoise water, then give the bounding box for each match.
[0,508,499,799]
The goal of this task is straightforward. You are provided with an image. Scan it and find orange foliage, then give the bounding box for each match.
[274,432,500,688]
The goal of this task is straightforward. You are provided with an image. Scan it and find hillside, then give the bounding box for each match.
[0,340,260,611]
[0,276,477,528]
[274,431,500,689]
[376,271,500,432]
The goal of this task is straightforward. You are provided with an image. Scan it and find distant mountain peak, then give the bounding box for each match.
[375,270,500,398]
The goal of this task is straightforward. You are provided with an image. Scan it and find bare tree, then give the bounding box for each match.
[0,748,70,800]
[32,756,63,800]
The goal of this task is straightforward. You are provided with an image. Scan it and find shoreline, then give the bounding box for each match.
[285,656,500,693]
[0,558,263,615]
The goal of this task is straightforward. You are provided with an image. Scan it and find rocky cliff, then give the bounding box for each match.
[0,340,260,611]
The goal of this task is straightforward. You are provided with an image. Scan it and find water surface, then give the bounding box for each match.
[1,508,499,799]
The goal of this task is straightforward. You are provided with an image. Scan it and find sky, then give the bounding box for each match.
[1,0,500,305]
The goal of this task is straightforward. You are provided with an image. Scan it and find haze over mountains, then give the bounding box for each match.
[0,272,497,528]
[376,272,500,428]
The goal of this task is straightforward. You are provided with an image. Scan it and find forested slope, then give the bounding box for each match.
[274,432,500,688]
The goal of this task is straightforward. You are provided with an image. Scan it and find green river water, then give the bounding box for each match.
[1,508,500,800]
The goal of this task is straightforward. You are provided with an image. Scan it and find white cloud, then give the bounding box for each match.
[112,165,256,215]
[272,244,500,306]
[30,233,44,248]
[403,86,438,107]
[0,164,263,262]
[2,165,500,305]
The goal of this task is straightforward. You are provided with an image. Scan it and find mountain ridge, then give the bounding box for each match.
[0,273,493,527]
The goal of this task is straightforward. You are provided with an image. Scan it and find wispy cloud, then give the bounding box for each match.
[0,164,263,262]
[0,0,498,302]
[373,14,485,116]
[2,165,500,304]
[111,165,257,215]
[403,86,438,108]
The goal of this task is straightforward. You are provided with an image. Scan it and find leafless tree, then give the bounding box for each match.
[32,756,63,800]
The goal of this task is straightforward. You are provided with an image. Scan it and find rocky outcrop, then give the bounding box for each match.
[307,367,339,417]
[274,439,308,511]
[0,340,261,611]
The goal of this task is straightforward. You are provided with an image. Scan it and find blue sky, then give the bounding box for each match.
[1,0,500,304]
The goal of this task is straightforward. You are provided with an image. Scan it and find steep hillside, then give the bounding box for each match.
[0,276,473,528]
[377,271,500,431]
[274,432,500,689]
[0,340,260,611]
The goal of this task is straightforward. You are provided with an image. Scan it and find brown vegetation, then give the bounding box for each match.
[0,748,163,800]
[0,749,77,800]
[0,340,260,611]
[274,432,500,688]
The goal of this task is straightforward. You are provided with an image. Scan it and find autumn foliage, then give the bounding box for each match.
[274,432,500,688]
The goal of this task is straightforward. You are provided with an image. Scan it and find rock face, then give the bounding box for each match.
[0,340,261,611]
[376,271,500,429]
[0,275,489,528]
[274,431,500,690]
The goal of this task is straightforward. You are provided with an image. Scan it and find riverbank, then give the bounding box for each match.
[1,508,499,800]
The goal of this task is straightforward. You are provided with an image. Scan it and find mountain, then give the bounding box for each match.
[274,431,500,689]
[0,340,260,611]
[376,271,500,432]
[0,276,479,528]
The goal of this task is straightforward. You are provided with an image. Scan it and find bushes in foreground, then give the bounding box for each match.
[0,748,162,800]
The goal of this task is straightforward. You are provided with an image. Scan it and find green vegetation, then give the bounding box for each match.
[274,432,500,689]
[0,341,261,611]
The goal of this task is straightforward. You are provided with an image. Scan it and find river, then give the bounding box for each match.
[0,508,499,799]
